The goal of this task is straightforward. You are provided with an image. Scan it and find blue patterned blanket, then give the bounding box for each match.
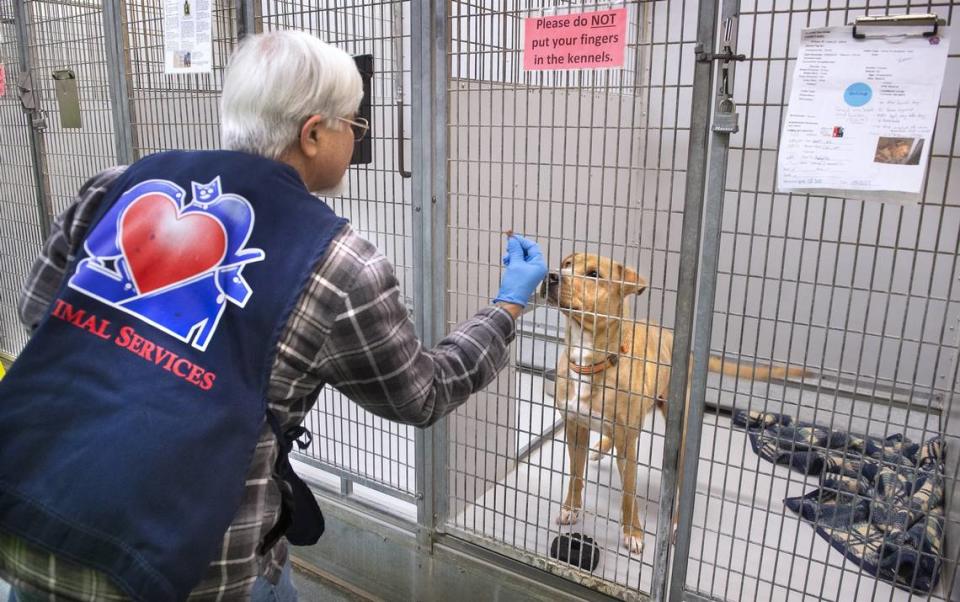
[733,410,944,593]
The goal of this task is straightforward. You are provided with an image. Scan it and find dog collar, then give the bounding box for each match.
[569,354,618,375]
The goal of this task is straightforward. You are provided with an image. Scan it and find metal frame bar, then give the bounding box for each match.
[13,0,52,237]
[428,0,451,536]
[33,0,100,8]
[411,0,433,547]
[668,0,740,598]
[295,454,418,504]
[682,591,723,602]
[412,0,450,548]
[236,0,256,40]
[947,312,960,600]
[102,0,134,165]
[650,0,721,596]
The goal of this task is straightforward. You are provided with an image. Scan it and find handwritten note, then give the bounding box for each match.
[523,8,627,71]
[776,26,950,203]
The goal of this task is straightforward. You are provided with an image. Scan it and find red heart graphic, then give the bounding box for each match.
[120,193,227,295]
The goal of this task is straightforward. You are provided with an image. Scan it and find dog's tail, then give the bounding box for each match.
[707,356,811,381]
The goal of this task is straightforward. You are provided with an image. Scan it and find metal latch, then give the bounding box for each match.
[694,44,746,63]
[17,71,47,130]
[708,13,744,136]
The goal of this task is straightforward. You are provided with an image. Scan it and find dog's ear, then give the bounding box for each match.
[617,265,647,296]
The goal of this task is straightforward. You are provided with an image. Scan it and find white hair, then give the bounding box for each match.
[220,31,363,159]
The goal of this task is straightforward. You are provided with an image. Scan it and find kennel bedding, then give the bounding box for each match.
[734,410,945,593]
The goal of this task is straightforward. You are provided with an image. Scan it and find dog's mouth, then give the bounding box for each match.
[544,282,580,313]
[543,280,563,306]
[542,280,555,303]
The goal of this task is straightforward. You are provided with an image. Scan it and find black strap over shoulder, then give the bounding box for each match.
[258,411,325,555]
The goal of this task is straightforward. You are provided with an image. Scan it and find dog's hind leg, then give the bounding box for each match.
[614,428,644,554]
[557,420,590,525]
[589,433,613,461]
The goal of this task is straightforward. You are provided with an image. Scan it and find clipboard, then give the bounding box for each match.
[852,13,945,40]
[776,19,950,203]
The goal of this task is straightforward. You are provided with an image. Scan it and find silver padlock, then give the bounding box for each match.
[712,98,739,134]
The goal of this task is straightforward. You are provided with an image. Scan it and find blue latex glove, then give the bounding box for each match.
[493,234,548,307]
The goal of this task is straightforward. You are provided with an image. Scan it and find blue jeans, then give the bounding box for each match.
[8,558,297,602]
[251,557,298,602]
[6,587,42,602]
[7,587,41,602]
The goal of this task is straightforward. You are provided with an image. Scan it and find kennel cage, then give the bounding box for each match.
[0,1,957,601]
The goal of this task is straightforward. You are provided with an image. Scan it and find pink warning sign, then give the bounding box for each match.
[523,8,628,71]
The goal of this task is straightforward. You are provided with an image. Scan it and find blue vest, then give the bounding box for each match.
[0,150,346,601]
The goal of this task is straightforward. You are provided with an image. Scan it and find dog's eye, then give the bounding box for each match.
[587,270,599,278]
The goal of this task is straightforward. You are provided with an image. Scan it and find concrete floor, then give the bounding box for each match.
[452,407,948,602]
[291,566,372,602]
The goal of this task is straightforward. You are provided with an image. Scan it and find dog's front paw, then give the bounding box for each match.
[622,531,644,554]
[556,507,581,525]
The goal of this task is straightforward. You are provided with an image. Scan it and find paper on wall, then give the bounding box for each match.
[776,26,950,203]
[163,0,212,75]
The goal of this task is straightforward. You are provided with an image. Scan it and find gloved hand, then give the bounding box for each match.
[493,234,548,307]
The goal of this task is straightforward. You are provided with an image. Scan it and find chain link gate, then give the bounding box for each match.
[442,1,696,599]
[0,1,41,361]
[0,1,959,601]
[672,1,960,601]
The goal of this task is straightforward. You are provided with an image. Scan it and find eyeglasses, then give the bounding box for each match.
[338,116,369,142]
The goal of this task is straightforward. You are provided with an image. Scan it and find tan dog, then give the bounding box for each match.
[544,253,809,554]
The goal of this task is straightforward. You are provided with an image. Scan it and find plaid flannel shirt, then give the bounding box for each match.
[0,166,515,600]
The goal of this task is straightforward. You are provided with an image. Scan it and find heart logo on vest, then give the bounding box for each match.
[120,193,227,295]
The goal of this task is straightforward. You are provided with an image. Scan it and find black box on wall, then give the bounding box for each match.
[351,54,373,165]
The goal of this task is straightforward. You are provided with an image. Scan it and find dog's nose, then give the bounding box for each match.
[548,272,560,285]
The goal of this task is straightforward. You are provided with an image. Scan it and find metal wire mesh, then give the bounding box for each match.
[123,0,236,156]
[0,3,111,358]
[0,0,418,500]
[444,0,694,597]
[685,1,960,601]
[23,1,117,217]
[258,0,418,499]
[0,0,116,356]
[0,1,42,358]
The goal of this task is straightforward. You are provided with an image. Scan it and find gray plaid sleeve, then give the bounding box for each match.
[17,166,126,331]
[314,249,516,427]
